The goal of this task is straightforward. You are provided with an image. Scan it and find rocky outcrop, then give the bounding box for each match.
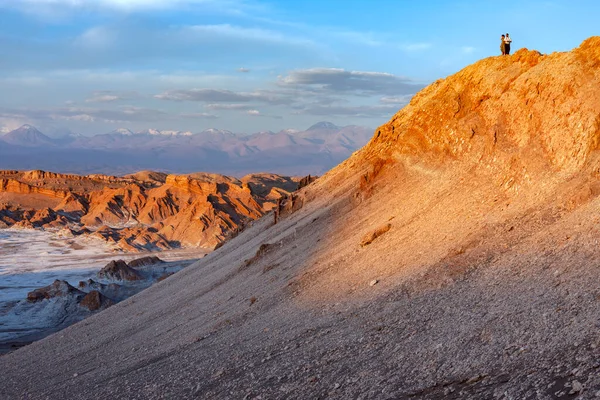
[26,280,84,303]
[0,178,69,199]
[79,290,114,311]
[97,260,143,281]
[296,174,317,190]
[128,256,163,268]
[0,170,300,251]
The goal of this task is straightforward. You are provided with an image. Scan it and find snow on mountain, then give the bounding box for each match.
[136,129,193,136]
[0,122,374,175]
[279,129,301,135]
[109,128,134,136]
[201,128,235,136]
[0,125,56,147]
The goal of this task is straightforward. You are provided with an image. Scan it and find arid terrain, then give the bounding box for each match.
[0,169,300,251]
[1,37,600,399]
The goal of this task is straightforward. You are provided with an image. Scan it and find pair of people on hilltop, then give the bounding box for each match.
[500,33,512,55]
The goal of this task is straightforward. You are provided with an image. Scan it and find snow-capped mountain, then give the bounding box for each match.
[0,122,373,175]
[201,128,235,136]
[109,128,134,136]
[137,129,193,136]
[1,125,56,147]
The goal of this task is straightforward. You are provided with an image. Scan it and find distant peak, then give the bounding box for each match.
[17,124,40,131]
[201,128,234,135]
[307,122,339,131]
[112,128,134,135]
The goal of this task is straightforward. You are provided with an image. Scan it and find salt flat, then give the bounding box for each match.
[0,228,207,347]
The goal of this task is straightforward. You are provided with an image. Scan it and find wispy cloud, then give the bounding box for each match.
[0,106,171,124]
[245,109,282,119]
[154,88,291,105]
[4,0,248,13]
[85,91,140,103]
[399,42,432,52]
[206,103,255,110]
[379,95,413,105]
[278,68,424,95]
[293,104,400,118]
[179,112,219,119]
[183,24,314,47]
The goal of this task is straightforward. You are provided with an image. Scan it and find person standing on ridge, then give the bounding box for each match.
[504,33,512,55]
[500,34,506,55]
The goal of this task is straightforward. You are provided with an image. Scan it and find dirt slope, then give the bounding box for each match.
[2,38,600,399]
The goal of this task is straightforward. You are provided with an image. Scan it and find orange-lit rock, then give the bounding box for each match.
[0,170,299,251]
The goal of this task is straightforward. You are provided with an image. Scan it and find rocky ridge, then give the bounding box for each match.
[0,170,299,251]
[1,38,600,399]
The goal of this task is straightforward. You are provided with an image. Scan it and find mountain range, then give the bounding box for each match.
[0,122,372,176]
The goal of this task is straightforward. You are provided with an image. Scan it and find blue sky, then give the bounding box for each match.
[0,0,597,136]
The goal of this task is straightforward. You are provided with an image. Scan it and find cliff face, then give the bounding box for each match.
[0,170,299,251]
[2,38,600,399]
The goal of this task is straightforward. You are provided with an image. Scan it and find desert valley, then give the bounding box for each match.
[1,35,600,399]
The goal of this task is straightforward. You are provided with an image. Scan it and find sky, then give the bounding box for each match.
[0,0,598,136]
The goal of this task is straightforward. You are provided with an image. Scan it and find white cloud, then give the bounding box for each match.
[85,91,139,103]
[6,0,231,12]
[206,103,254,110]
[180,112,218,119]
[154,88,291,105]
[75,26,116,48]
[399,42,432,52]
[380,95,413,105]
[246,109,260,116]
[183,24,314,47]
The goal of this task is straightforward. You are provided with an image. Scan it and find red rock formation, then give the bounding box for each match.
[0,170,299,250]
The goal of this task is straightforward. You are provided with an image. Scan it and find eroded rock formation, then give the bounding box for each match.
[0,170,299,250]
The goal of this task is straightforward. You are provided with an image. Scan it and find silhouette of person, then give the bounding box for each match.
[504,33,512,55]
[501,34,506,55]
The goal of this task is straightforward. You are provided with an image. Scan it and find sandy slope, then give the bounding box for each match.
[1,39,600,399]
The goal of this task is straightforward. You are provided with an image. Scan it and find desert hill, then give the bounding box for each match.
[0,170,299,251]
[2,38,600,398]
